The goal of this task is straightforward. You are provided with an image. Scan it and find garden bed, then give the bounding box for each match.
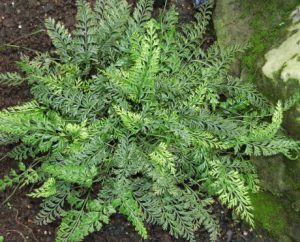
[0,0,275,241]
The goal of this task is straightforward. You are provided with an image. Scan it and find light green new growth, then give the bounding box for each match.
[0,0,299,241]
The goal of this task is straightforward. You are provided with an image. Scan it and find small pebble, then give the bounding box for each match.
[226,230,233,242]
[3,18,14,27]
[44,3,54,13]
[193,0,209,8]
[243,231,248,236]
[44,231,48,235]
[18,24,22,29]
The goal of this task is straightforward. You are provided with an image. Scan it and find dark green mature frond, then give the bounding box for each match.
[134,180,219,242]
[113,190,148,239]
[56,202,115,242]
[130,0,154,27]
[94,0,130,64]
[0,1,298,242]
[36,185,69,225]
[45,18,73,62]
[73,0,98,72]
[176,2,213,57]
[0,72,25,86]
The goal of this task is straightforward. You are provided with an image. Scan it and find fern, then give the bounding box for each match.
[0,0,299,242]
[112,190,148,239]
[0,72,24,86]
[28,177,57,198]
[36,185,69,225]
[45,18,73,62]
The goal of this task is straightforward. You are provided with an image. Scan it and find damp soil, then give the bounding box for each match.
[0,0,274,241]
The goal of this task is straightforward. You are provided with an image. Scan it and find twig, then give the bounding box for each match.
[0,44,41,53]
[0,29,45,52]
[3,29,45,45]
[6,230,27,242]
[12,208,39,242]
[2,183,21,205]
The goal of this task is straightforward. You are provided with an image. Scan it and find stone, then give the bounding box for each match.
[28,0,39,8]
[225,230,233,242]
[262,16,300,82]
[213,1,300,241]
[291,5,300,24]
[43,3,54,13]
[213,0,252,75]
[289,224,300,241]
[213,0,252,48]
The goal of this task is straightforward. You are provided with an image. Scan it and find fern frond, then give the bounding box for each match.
[177,2,212,57]
[283,91,300,111]
[113,191,148,239]
[121,20,160,102]
[73,0,98,71]
[0,72,25,86]
[28,178,57,198]
[130,0,154,28]
[45,18,73,62]
[41,163,97,188]
[56,196,115,242]
[94,0,130,64]
[8,144,37,161]
[210,160,254,226]
[0,132,19,145]
[150,142,176,175]
[134,180,219,242]
[36,186,69,225]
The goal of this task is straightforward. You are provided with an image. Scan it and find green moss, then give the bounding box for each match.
[240,0,299,83]
[250,192,288,236]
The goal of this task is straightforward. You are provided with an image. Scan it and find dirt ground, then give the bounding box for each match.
[0,0,273,241]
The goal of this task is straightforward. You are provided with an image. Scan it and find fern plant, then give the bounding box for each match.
[0,0,299,241]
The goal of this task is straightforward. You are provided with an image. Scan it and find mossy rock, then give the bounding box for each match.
[213,1,300,241]
[250,192,288,236]
[251,191,300,242]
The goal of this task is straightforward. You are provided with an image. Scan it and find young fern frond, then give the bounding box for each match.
[28,177,57,198]
[210,160,254,226]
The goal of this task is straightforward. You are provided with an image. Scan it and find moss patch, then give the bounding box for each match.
[250,192,288,236]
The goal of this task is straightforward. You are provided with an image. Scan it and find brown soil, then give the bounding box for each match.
[0,0,273,241]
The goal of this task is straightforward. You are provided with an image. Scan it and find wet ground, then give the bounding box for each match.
[0,0,274,241]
